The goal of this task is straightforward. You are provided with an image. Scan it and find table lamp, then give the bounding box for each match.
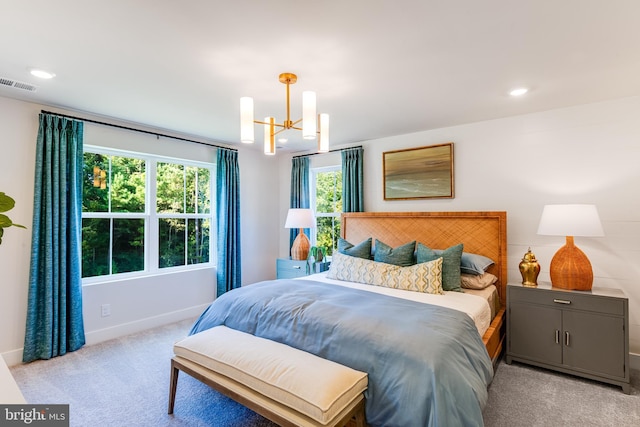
[285,208,315,260]
[536,204,604,291]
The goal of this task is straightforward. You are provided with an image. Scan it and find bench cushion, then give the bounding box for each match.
[173,326,368,425]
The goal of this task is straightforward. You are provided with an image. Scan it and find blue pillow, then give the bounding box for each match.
[416,243,463,292]
[338,237,372,259]
[460,252,495,275]
[374,240,416,267]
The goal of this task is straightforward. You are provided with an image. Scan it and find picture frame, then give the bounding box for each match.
[383,142,454,200]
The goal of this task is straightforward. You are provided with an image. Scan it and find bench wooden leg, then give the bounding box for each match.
[354,405,366,427]
[168,360,180,414]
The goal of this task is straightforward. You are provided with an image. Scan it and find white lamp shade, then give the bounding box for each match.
[302,91,317,139]
[240,97,254,143]
[537,204,604,237]
[285,208,316,229]
[318,113,329,153]
[264,117,275,155]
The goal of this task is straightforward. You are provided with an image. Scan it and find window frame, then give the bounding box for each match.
[309,165,342,254]
[82,145,215,285]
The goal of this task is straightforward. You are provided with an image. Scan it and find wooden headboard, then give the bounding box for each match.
[342,211,508,306]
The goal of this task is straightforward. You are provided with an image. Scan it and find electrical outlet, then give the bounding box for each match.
[101,304,111,317]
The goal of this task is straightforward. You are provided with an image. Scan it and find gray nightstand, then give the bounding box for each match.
[506,282,630,393]
[276,258,330,279]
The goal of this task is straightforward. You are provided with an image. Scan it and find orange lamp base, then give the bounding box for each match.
[290,229,310,260]
[549,236,594,291]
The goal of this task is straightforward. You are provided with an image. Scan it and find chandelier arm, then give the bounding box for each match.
[254,119,286,129]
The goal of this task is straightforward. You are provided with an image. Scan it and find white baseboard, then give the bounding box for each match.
[84,304,207,346]
[2,349,25,368]
[630,352,640,371]
[1,304,208,368]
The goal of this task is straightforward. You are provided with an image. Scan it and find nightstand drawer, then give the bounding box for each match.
[276,258,331,279]
[509,286,624,316]
[277,259,308,279]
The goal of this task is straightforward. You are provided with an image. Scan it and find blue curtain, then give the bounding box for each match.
[23,113,85,363]
[342,147,364,212]
[289,156,310,252]
[216,148,241,297]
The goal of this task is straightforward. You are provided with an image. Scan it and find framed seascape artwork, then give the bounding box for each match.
[383,142,454,200]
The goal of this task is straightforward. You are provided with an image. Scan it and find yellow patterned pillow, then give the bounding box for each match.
[327,251,444,294]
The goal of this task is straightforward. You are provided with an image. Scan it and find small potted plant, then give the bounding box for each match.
[0,192,26,244]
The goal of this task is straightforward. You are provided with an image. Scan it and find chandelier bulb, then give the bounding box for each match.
[240,97,254,143]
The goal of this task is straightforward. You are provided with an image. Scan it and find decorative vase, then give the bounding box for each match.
[519,247,540,287]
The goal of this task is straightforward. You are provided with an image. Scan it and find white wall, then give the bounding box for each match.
[0,96,280,365]
[0,97,38,366]
[278,96,640,360]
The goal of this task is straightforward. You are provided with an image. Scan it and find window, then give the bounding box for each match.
[82,147,214,281]
[156,162,211,268]
[310,166,342,256]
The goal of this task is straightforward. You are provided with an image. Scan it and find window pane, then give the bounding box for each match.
[111,156,145,213]
[157,163,185,213]
[316,216,340,256]
[188,218,210,265]
[186,166,197,214]
[316,170,343,213]
[82,218,110,277]
[112,219,145,274]
[159,218,185,268]
[197,167,211,214]
[83,153,109,212]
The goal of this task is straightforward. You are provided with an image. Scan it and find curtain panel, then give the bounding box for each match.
[289,156,310,252]
[216,148,241,297]
[342,147,364,212]
[23,113,85,363]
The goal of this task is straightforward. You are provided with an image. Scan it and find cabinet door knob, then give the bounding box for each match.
[553,299,571,305]
[565,331,570,346]
[555,330,560,344]
[293,265,301,269]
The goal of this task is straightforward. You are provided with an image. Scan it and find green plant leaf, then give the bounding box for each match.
[0,193,26,245]
[0,192,16,213]
[0,213,12,227]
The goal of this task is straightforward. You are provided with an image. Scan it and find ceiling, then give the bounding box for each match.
[1,1,639,153]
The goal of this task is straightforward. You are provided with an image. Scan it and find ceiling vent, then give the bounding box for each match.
[0,77,38,92]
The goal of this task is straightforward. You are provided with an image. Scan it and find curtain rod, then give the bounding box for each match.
[40,110,237,152]
[292,145,363,159]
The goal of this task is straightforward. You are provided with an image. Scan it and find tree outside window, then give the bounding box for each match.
[311,166,342,256]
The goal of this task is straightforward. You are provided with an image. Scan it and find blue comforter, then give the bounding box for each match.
[190,279,493,427]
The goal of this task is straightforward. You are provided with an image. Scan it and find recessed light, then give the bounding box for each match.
[30,69,56,79]
[278,137,288,143]
[509,87,528,97]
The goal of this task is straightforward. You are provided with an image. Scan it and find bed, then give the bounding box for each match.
[339,211,507,363]
[190,211,507,427]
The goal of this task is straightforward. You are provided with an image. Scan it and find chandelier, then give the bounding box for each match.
[240,73,329,155]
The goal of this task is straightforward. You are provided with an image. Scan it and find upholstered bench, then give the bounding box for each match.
[169,326,368,427]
